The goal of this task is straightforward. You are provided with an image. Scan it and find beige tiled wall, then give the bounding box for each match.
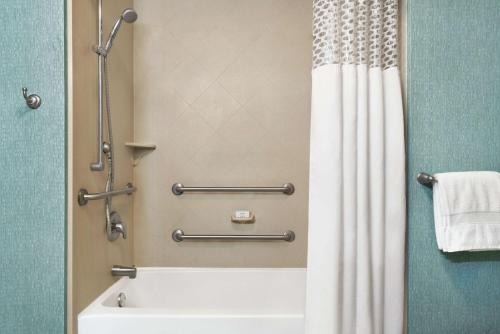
[133,0,312,267]
[71,0,134,332]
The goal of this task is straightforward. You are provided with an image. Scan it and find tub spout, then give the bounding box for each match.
[111,265,137,279]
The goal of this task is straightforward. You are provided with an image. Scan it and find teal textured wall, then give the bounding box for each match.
[407,1,500,333]
[0,1,66,333]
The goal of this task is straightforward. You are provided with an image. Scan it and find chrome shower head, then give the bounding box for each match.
[104,8,138,54]
[121,8,138,23]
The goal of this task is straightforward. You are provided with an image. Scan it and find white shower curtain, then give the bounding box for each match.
[306,1,405,334]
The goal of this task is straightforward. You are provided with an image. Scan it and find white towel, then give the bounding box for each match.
[433,171,500,252]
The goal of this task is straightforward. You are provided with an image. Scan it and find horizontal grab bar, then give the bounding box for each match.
[416,172,437,188]
[171,183,295,195]
[172,229,295,242]
[78,183,136,206]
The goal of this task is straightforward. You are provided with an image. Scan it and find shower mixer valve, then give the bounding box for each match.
[109,211,127,240]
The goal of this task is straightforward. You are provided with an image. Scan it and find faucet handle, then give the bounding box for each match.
[114,222,127,239]
[108,211,127,241]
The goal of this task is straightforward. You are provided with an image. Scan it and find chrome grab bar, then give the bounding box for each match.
[78,183,136,206]
[417,172,437,188]
[171,183,295,195]
[172,229,295,242]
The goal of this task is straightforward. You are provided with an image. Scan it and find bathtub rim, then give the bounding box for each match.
[78,267,306,319]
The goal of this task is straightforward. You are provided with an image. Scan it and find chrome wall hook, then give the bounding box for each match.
[22,87,42,109]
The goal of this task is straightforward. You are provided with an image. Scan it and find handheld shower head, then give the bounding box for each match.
[121,8,138,23]
[104,8,138,54]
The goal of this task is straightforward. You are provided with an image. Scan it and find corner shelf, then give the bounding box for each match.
[125,142,157,150]
[125,142,156,166]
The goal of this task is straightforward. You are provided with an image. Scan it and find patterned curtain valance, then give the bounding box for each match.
[312,0,399,69]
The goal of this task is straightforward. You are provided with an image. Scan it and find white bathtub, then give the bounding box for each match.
[78,267,305,334]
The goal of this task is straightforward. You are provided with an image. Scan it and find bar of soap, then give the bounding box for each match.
[231,210,255,224]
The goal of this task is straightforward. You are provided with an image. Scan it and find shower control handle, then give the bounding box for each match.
[108,211,128,240]
[22,87,42,109]
[113,222,127,239]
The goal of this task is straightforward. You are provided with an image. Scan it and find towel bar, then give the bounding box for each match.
[172,229,295,242]
[171,183,295,195]
[417,172,437,187]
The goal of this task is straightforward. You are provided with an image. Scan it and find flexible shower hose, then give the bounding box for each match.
[103,56,115,236]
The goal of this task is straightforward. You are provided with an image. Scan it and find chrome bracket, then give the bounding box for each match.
[78,189,90,206]
[417,172,437,188]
